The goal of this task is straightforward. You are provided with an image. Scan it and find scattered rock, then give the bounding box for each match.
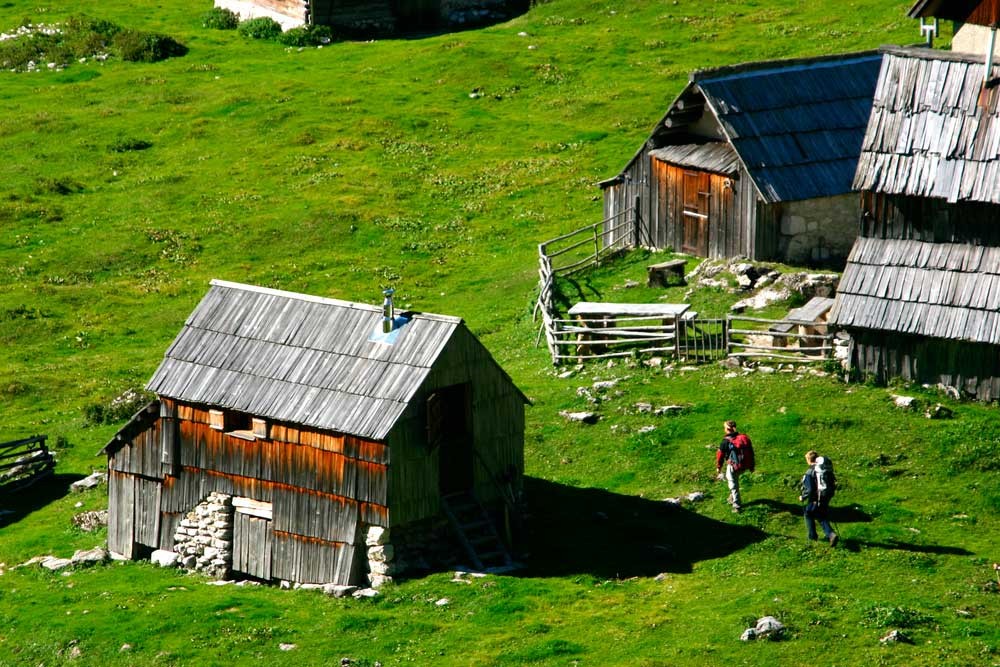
[207,580,234,586]
[435,598,450,606]
[324,584,359,598]
[71,510,108,532]
[559,410,599,424]
[279,643,297,651]
[757,366,776,374]
[740,628,757,641]
[654,405,686,416]
[686,491,705,502]
[70,472,107,493]
[644,356,664,368]
[120,644,132,652]
[724,372,738,379]
[623,279,640,289]
[935,383,961,400]
[634,402,653,413]
[653,572,669,582]
[892,394,917,410]
[879,629,913,644]
[637,425,656,434]
[352,588,380,599]
[925,404,953,419]
[67,644,82,659]
[557,370,575,379]
[592,379,621,391]
[662,498,681,506]
[296,583,324,591]
[753,616,785,640]
[41,557,73,571]
[150,550,179,568]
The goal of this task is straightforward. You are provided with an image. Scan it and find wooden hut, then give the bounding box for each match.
[909,0,1000,55]
[831,47,1000,399]
[214,0,528,35]
[599,52,884,265]
[102,280,527,585]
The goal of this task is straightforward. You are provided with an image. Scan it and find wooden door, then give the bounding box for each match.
[433,384,473,495]
[233,511,273,581]
[682,171,710,256]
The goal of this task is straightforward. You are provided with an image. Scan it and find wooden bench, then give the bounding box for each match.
[647,259,687,287]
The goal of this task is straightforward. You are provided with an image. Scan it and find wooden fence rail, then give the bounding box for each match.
[0,435,54,494]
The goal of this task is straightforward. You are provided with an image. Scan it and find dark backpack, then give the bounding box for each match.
[815,457,836,501]
[727,433,755,473]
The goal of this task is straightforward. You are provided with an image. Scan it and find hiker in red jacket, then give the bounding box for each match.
[715,420,755,513]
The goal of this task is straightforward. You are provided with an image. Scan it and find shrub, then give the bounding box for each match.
[238,17,283,40]
[112,29,187,62]
[278,24,334,47]
[203,7,240,30]
[108,136,152,152]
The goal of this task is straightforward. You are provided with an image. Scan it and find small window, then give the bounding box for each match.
[252,418,269,439]
[209,409,225,431]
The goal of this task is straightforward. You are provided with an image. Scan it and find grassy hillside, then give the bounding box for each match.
[3,1,998,666]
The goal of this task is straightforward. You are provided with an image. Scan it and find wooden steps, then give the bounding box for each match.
[441,491,515,572]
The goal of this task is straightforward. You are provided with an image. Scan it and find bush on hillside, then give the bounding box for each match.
[112,29,188,62]
[238,17,282,40]
[278,24,335,47]
[203,7,240,30]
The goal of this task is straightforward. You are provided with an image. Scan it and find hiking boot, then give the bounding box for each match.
[829,533,838,547]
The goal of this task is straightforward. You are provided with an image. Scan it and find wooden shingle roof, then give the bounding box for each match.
[853,47,1000,204]
[147,280,468,441]
[694,52,883,203]
[829,237,1000,343]
[649,142,740,175]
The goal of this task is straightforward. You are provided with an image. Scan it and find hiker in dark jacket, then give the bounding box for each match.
[800,450,837,546]
[715,420,753,513]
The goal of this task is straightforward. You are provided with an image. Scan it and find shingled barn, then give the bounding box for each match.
[599,52,883,265]
[831,47,1000,398]
[103,280,527,585]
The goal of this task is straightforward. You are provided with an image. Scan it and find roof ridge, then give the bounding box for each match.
[690,49,883,83]
[881,44,1000,65]
[208,279,463,324]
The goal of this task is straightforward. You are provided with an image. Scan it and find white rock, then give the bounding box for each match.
[558,410,599,424]
[151,550,179,568]
[297,583,323,591]
[70,472,107,493]
[41,557,73,571]
[686,492,705,502]
[279,643,297,651]
[366,526,389,546]
[892,394,917,409]
[206,580,233,586]
[662,497,681,506]
[70,547,108,566]
[740,628,757,641]
[637,426,655,434]
[754,616,785,638]
[120,644,132,652]
[435,598,450,606]
[368,544,394,562]
[353,587,380,598]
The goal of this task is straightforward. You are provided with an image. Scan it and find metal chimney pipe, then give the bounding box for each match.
[382,288,395,334]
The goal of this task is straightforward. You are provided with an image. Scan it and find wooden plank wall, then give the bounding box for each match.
[107,471,135,558]
[861,193,1000,244]
[388,325,525,527]
[648,160,745,258]
[850,329,1000,400]
[603,149,652,247]
[271,531,355,584]
[233,512,273,580]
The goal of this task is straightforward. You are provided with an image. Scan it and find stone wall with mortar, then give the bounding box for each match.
[776,194,859,266]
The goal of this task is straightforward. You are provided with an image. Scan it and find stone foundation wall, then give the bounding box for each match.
[777,194,859,266]
[172,492,234,579]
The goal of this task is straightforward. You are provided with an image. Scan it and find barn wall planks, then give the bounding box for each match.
[849,329,1000,400]
[107,471,135,558]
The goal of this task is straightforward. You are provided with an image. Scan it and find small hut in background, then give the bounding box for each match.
[214,0,528,35]
[908,0,1000,54]
[103,280,527,585]
[599,52,883,265]
[832,47,1000,398]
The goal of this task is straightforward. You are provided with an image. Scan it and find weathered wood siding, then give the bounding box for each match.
[107,397,391,583]
[849,329,1000,400]
[387,326,524,527]
[233,512,273,580]
[861,193,1000,244]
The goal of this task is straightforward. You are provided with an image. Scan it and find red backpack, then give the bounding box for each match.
[727,433,755,473]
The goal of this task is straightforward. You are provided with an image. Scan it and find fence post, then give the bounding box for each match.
[633,195,641,248]
[593,225,600,268]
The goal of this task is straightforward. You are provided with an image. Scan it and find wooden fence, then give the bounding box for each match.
[0,435,55,494]
[727,314,835,363]
[532,208,835,366]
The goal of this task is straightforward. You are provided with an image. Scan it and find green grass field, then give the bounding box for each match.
[2,1,998,665]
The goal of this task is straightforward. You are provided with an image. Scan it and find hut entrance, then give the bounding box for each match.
[232,498,273,581]
[681,170,710,255]
[431,383,473,495]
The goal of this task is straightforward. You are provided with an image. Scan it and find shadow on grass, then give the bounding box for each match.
[0,474,84,529]
[519,477,766,578]
[552,277,604,311]
[742,499,971,556]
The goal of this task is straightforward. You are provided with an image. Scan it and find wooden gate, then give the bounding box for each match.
[233,505,273,580]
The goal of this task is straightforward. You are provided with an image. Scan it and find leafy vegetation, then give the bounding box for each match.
[1,1,996,666]
[237,16,283,40]
[202,7,239,30]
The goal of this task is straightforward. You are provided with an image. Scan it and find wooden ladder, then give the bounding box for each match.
[441,492,515,572]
